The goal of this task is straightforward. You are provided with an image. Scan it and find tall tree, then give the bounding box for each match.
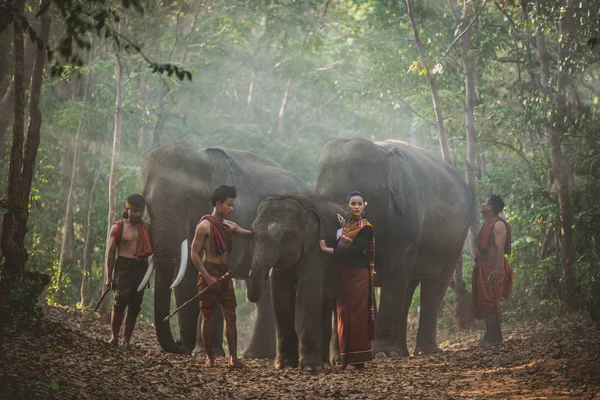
[405,0,451,163]
[98,17,125,315]
[56,36,95,302]
[1,0,50,275]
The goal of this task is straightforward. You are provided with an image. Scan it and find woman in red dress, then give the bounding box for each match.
[319,191,376,370]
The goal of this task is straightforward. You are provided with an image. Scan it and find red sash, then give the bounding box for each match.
[198,215,233,256]
[114,220,153,258]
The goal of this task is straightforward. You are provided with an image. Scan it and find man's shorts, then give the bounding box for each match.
[113,257,147,313]
[197,262,236,318]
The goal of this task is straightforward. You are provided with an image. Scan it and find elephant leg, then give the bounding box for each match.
[373,275,413,358]
[415,278,448,354]
[321,298,334,364]
[399,279,419,354]
[329,303,341,365]
[242,279,277,359]
[192,305,225,357]
[296,262,325,372]
[271,270,299,369]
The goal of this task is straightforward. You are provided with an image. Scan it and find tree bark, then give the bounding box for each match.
[448,0,478,329]
[535,0,577,310]
[554,0,577,310]
[405,0,451,163]
[1,0,27,275]
[98,19,125,315]
[0,28,12,98]
[57,36,95,301]
[80,164,102,307]
[0,31,37,161]
[276,79,292,140]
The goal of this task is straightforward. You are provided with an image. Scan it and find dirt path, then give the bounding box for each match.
[1,306,599,399]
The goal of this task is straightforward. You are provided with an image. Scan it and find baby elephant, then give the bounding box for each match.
[247,193,344,372]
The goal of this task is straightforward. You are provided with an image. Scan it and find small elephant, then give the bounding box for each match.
[317,138,476,357]
[247,193,344,372]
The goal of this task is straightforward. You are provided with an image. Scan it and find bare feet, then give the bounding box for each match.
[340,364,360,373]
[108,337,118,346]
[204,357,215,367]
[227,357,243,368]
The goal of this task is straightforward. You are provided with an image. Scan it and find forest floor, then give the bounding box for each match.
[1,305,599,399]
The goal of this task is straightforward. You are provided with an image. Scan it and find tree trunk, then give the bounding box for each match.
[57,36,95,302]
[405,0,451,163]
[98,19,125,315]
[554,0,577,310]
[80,164,102,307]
[0,28,12,98]
[0,31,37,162]
[448,0,478,330]
[276,80,292,140]
[535,0,577,310]
[1,0,27,275]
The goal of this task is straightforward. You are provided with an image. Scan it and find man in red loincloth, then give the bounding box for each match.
[472,194,514,345]
[190,185,253,368]
[105,194,153,346]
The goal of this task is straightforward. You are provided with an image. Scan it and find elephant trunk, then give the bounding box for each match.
[247,247,278,303]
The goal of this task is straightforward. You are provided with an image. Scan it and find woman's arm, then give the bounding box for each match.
[319,226,372,257]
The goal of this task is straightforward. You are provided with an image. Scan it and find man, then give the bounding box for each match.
[105,194,153,346]
[472,194,514,345]
[190,185,252,368]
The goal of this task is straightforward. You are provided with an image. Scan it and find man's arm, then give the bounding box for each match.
[231,221,253,240]
[190,221,217,286]
[105,225,118,287]
[493,221,507,275]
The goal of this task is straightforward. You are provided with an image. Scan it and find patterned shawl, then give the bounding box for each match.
[199,215,233,256]
[115,220,153,258]
[337,218,376,340]
[478,217,511,256]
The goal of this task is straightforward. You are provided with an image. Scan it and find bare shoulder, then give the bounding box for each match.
[493,220,507,235]
[196,220,211,234]
[109,223,118,237]
[223,219,239,231]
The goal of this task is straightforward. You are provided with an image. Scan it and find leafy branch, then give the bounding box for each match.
[0,0,192,80]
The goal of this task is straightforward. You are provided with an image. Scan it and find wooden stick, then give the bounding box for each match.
[162,272,231,322]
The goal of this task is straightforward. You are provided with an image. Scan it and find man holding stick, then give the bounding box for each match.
[104,194,153,346]
[191,185,252,367]
[472,194,514,345]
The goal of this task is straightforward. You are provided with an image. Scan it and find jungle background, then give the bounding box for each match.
[0,0,599,398]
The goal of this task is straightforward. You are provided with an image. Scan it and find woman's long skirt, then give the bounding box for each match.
[336,267,373,365]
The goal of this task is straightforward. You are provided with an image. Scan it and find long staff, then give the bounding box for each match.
[162,272,231,322]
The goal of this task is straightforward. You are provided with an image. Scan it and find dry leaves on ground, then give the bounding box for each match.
[0,305,599,399]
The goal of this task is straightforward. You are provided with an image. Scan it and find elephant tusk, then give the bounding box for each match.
[137,256,154,292]
[170,239,189,289]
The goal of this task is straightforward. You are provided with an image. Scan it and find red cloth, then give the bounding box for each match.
[198,215,233,256]
[114,220,153,258]
[472,217,514,319]
[478,217,511,255]
[472,257,514,319]
[336,267,373,365]
[336,218,376,340]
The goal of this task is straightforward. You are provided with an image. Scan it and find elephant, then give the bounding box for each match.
[141,143,308,356]
[246,193,345,372]
[316,138,475,357]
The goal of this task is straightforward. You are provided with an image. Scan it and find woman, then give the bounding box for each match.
[319,191,376,370]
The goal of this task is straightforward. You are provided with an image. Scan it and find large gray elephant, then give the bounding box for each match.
[141,143,308,356]
[316,138,475,357]
[246,193,345,372]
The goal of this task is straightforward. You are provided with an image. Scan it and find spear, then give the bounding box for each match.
[162,272,231,322]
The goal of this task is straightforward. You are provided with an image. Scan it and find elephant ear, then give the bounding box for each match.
[385,146,407,215]
[302,210,321,253]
